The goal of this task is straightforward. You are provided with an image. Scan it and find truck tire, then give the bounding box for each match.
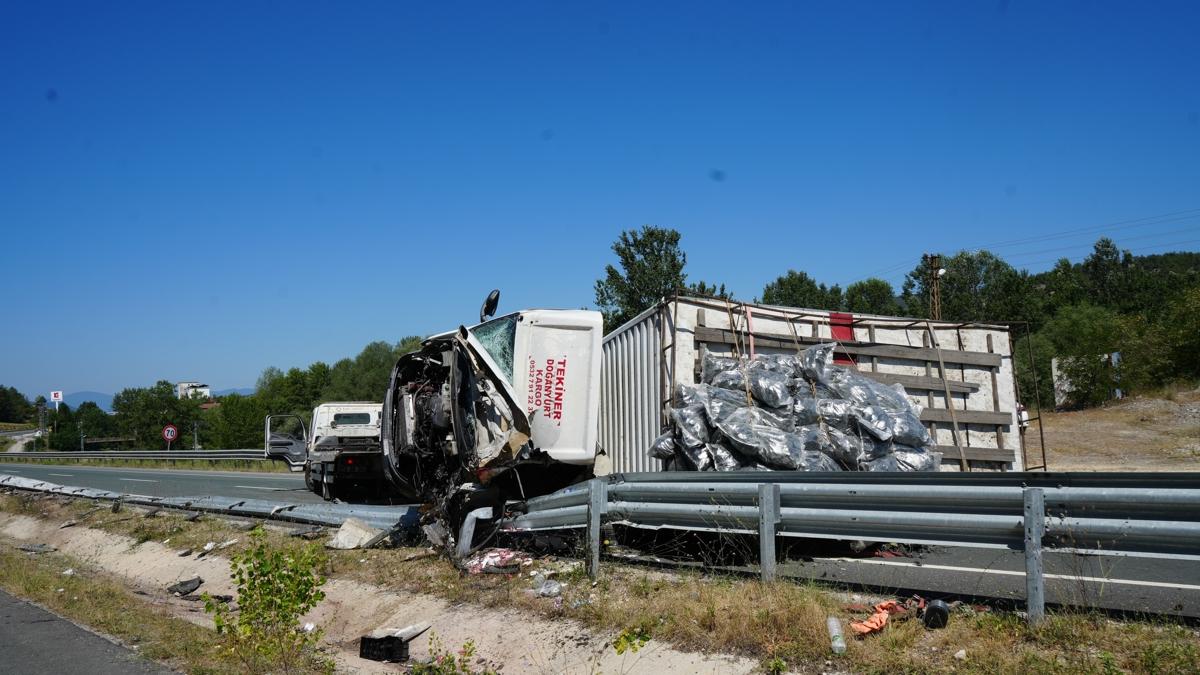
[304,463,316,494]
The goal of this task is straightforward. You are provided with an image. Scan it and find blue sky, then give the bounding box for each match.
[2,1,1198,397]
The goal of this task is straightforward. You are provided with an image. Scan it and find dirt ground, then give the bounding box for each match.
[0,510,755,674]
[1032,388,1200,472]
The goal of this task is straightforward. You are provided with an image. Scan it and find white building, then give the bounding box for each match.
[176,381,212,400]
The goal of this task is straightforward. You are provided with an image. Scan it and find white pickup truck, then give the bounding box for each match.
[265,402,385,500]
[379,291,604,514]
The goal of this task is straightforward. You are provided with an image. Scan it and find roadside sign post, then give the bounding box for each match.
[50,391,63,411]
[162,424,178,451]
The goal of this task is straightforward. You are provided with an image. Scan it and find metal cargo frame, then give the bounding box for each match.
[599,297,1032,475]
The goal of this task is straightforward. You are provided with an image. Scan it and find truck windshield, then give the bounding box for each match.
[332,413,372,426]
[470,314,517,381]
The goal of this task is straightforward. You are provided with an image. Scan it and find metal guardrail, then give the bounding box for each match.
[500,472,1200,622]
[0,473,417,532]
[0,450,265,461]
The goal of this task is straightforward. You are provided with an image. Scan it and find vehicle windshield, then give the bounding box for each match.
[332,412,372,426]
[470,313,517,381]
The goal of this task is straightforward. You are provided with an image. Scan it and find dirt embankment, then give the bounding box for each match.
[1036,389,1200,471]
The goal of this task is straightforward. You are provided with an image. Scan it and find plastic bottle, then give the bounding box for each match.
[827,616,847,654]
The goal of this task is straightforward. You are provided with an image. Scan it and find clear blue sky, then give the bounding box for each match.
[3,2,1198,397]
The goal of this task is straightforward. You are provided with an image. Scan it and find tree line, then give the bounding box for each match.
[594,226,1200,409]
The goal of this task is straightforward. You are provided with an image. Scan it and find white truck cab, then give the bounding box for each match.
[266,401,383,500]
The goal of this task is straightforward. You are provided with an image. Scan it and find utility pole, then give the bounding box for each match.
[927,253,944,321]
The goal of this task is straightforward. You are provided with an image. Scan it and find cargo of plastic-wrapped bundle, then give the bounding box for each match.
[648,343,942,472]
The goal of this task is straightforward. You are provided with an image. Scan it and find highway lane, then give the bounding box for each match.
[0,462,322,504]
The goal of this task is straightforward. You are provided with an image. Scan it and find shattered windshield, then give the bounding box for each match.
[470,314,517,382]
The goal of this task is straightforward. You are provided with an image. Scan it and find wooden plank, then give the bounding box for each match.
[693,326,1002,368]
[861,372,979,394]
[933,445,1017,463]
[921,408,1014,426]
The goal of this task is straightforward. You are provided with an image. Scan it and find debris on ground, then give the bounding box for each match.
[954,649,968,661]
[167,576,203,596]
[653,344,941,472]
[531,573,562,598]
[196,542,217,559]
[849,598,923,636]
[61,568,75,577]
[176,548,193,557]
[924,599,950,629]
[58,520,78,529]
[17,543,56,554]
[462,547,533,574]
[359,621,431,663]
[326,518,388,550]
[216,539,238,550]
[183,512,202,522]
[290,525,324,539]
[142,507,162,518]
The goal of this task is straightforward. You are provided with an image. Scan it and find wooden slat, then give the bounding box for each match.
[694,326,1003,368]
[859,371,979,394]
[921,408,1014,426]
[933,445,1016,463]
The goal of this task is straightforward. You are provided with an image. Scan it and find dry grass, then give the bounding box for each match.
[1038,388,1200,471]
[4,493,1198,674]
[0,544,247,673]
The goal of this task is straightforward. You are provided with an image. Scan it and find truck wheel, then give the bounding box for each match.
[304,463,316,493]
[321,472,337,501]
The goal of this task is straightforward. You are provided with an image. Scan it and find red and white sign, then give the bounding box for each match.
[162,424,179,443]
[50,391,63,402]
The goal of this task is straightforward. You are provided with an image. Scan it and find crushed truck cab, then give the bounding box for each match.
[381,309,603,506]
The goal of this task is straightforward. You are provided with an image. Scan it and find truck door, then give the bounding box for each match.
[264,414,308,469]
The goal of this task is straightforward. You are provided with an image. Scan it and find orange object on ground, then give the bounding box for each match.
[849,600,906,635]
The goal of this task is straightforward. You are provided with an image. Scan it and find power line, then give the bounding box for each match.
[997,226,1200,263]
[1002,238,1200,271]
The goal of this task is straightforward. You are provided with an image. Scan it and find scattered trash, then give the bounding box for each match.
[302,622,316,633]
[58,520,78,529]
[290,525,324,539]
[196,542,217,559]
[216,539,238,550]
[827,616,847,654]
[55,588,64,593]
[326,518,386,550]
[954,649,967,661]
[360,621,430,663]
[924,599,950,629]
[532,573,562,598]
[61,568,75,577]
[463,548,533,574]
[176,548,193,557]
[849,600,907,636]
[167,576,203,596]
[17,543,56,554]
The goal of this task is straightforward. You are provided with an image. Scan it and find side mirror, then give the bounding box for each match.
[480,289,500,323]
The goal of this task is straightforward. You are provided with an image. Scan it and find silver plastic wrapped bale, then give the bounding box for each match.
[747,368,793,408]
[648,431,676,460]
[861,446,940,472]
[671,405,710,448]
[799,343,837,382]
[852,403,894,442]
[710,369,746,393]
[678,443,714,471]
[816,398,854,428]
[890,410,933,447]
[675,383,710,408]
[703,387,752,426]
[702,353,740,384]
[715,419,792,468]
[721,404,794,433]
[706,443,742,472]
[792,397,819,425]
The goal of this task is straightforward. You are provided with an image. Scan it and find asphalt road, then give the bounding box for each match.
[0,462,321,504]
[0,589,172,675]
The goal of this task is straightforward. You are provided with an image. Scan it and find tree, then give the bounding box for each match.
[760,270,843,311]
[1081,237,1131,308]
[901,251,1030,322]
[845,278,899,315]
[594,226,690,330]
[203,394,269,449]
[111,380,202,448]
[0,385,33,423]
[48,404,79,451]
[1040,304,1123,409]
[75,401,116,445]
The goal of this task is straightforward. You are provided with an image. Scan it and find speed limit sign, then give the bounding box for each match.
[162,424,179,443]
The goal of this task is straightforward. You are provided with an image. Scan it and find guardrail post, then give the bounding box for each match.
[1023,487,1046,624]
[758,483,781,582]
[587,478,607,580]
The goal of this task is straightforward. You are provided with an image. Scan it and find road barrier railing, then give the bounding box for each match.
[500,472,1200,622]
[0,449,265,461]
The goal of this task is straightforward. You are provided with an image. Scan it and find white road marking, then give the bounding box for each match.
[47,473,73,477]
[824,557,1200,591]
[234,485,289,491]
[118,478,157,483]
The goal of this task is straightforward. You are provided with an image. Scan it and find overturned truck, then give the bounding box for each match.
[599,296,1026,475]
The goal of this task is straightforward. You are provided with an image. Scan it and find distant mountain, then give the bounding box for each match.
[214,387,255,397]
[63,391,113,412]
